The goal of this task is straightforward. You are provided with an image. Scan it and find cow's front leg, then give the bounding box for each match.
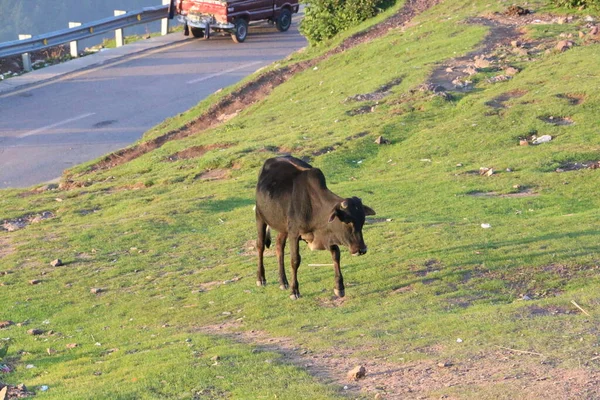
[276,232,289,290]
[256,219,268,286]
[330,245,344,297]
[289,234,302,300]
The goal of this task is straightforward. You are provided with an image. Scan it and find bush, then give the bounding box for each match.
[300,0,392,45]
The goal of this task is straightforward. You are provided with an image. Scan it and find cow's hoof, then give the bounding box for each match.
[279,284,289,290]
[289,293,301,300]
[334,289,345,298]
[256,280,267,287]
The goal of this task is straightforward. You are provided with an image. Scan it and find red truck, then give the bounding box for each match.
[173,0,299,43]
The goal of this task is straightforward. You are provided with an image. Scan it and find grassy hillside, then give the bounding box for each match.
[2,0,600,398]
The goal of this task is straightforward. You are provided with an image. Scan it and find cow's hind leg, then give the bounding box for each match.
[256,219,268,286]
[276,232,289,290]
[330,245,345,297]
[289,234,302,300]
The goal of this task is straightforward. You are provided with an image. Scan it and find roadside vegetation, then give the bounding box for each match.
[1,0,600,398]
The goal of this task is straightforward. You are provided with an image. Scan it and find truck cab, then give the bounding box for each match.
[175,0,299,43]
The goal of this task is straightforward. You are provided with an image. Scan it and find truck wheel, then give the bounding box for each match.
[276,9,292,32]
[190,27,206,38]
[232,19,248,43]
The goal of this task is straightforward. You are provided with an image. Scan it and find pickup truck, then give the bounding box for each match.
[174,0,299,43]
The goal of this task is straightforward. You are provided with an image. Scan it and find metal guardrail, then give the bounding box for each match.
[0,5,170,59]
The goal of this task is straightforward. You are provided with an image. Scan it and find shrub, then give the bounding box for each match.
[300,0,393,45]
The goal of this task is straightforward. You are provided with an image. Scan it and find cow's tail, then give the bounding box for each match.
[265,226,272,248]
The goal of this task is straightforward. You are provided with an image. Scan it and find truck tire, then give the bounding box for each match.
[191,27,208,39]
[232,18,248,43]
[276,9,292,32]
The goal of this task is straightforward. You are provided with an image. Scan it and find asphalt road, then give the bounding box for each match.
[0,20,306,189]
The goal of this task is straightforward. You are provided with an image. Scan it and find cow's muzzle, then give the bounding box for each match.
[352,247,368,256]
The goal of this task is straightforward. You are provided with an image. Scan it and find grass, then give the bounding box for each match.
[2,0,600,397]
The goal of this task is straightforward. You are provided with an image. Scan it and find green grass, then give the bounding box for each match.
[2,0,600,398]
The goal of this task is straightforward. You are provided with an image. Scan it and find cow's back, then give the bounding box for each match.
[256,156,314,232]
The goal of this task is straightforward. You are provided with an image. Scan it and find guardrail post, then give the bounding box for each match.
[114,10,127,47]
[18,34,32,72]
[68,22,82,58]
[161,0,170,35]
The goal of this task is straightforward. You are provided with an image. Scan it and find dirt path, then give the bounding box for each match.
[67,0,443,183]
[199,322,600,399]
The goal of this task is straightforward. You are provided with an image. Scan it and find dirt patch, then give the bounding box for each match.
[194,169,230,181]
[66,0,442,182]
[468,187,537,198]
[485,89,528,109]
[312,132,370,156]
[428,17,521,91]
[524,304,571,317]
[0,382,35,399]
[477,263,599,299]
[345,77,404,102]
[539,115,574,126]
[165,143,233,162]
[347,105,376,116]
[197,322,600,399]
[1,211,55,232]
[556,93,585,105]
[556,160,600,172]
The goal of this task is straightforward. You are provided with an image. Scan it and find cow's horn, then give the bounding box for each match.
[341,200,348,209]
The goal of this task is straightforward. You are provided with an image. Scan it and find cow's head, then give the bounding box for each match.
[328,197,376,255]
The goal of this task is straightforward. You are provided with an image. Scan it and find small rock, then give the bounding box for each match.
[27,329,44,335]
[513,47,528,56]
[556,16,567,24]
[29,279,41,285]
[90,288,104,294]
[211,355,220,361]
[437,361,452,368]
[585,16,595,22]
[343,385,349,390]
[579,31,586,38]
[40,386,49,392]
[347,365,366,381]
[522,294,532,300]
[481,223,491,229]
[50,259,63,267]
[66,343,78,349]
[474,58,491,68]
[532,135,552,145]
[374,136,390,145]
[511,40,521,48]
[519,139,529,146]
[0,321,13,329]
[464,66,478,76]
[591,26,599,36]
[479,167,494,176]
[556,40,574,52]
[505,67,519,76]
[445,67,454,72]
[456,338,463,343]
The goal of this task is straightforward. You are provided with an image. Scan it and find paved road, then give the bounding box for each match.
[0,20,306,189]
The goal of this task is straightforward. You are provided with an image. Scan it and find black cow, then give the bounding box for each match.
[255,156,376,299]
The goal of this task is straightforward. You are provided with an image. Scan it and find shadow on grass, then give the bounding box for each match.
[196,197,254,214]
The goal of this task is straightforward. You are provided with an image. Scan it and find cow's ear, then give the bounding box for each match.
[363,205,376,216]
[328,209,338,223]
